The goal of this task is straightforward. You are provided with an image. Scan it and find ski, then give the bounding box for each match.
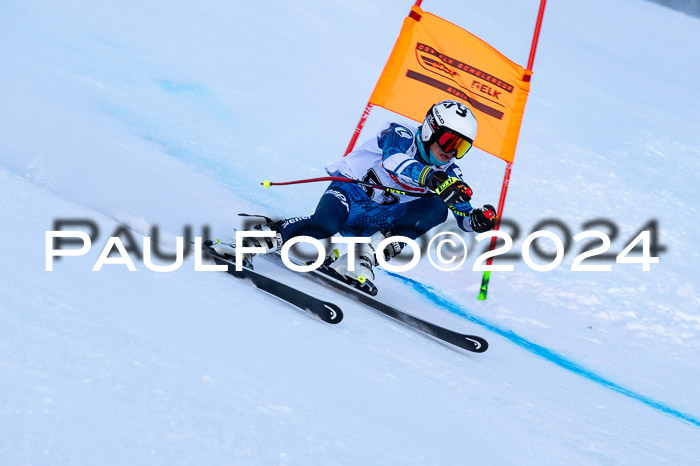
[265,255,488,353]
[206,247,343,324]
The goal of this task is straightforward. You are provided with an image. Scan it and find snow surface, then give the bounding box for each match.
[2,0,700,464]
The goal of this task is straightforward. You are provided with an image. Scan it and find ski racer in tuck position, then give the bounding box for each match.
[212,99,497,291]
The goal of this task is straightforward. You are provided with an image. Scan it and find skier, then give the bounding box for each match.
[212,99,497,289]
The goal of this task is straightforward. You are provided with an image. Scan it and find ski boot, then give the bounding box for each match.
[325,231,404,296]
[206,220,283,270]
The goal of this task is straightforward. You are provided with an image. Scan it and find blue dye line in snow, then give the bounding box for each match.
[385,271,700,429]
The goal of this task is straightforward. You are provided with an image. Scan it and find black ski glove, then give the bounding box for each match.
[469,204,497,233]
[426,170,472,206]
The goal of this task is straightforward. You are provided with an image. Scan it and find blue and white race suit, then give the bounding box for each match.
[276,122,476,241]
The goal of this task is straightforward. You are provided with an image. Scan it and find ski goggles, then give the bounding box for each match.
[436,131,473,159]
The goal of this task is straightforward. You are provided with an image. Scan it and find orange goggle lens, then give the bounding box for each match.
[437,132,473,159]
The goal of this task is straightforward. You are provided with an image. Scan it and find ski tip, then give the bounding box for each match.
[321,303,344,324]
[464,336,488,353]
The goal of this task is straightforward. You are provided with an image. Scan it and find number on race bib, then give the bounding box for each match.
[362,169,399,206]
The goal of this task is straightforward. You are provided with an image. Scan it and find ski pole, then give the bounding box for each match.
[261,176,436,198]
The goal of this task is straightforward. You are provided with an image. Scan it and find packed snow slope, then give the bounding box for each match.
[2,0,700,464]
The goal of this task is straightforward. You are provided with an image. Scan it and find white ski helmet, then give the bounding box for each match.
[420,100,478,159]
